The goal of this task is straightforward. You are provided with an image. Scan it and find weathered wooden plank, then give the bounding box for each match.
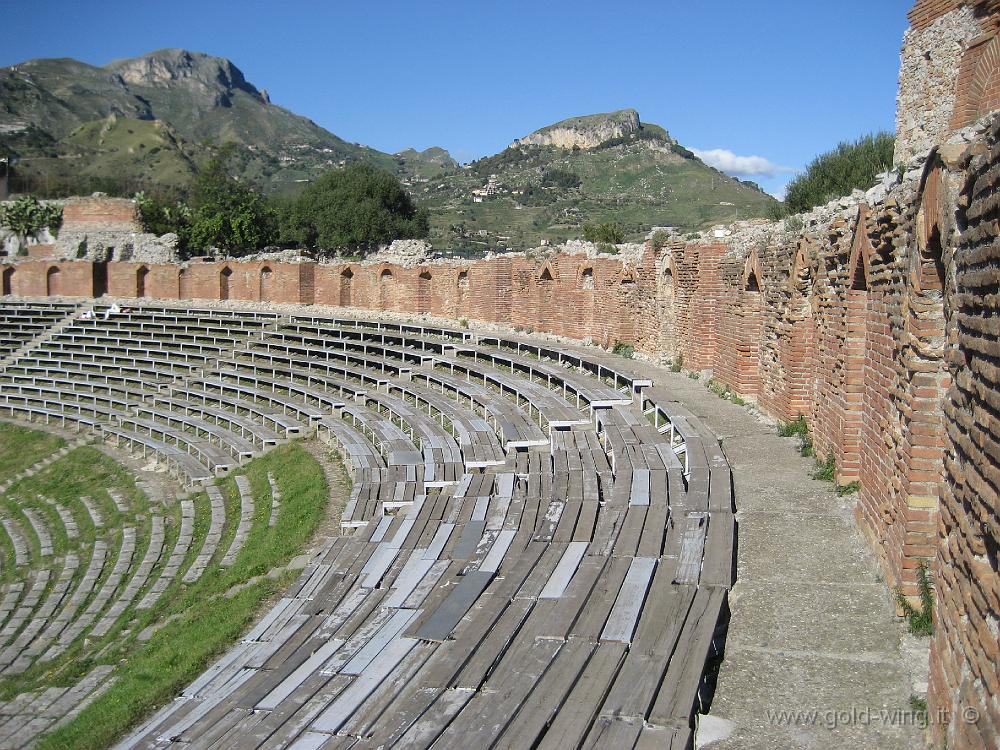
[410,570,493,642]
[600,557,657,644]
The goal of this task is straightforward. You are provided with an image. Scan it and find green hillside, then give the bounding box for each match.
[419,120,776,249]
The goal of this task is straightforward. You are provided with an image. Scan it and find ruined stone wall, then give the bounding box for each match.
[927,116,1000,750]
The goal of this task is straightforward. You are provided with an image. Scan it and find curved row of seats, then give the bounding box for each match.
[0,299,734,749]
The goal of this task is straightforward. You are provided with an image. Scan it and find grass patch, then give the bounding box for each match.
[836,481,861,496]
[0,422,66,477]
[611,342,635,359]
[33,442,329,750]
[706,379,746,406]
[777,415,813,457]
[896,562,935,637]
[909,695,929,728]
[813,451,836,482]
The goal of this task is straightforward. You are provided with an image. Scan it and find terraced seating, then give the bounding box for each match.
[1,301,733,749]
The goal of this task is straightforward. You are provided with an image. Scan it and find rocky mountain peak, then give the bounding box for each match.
[105,49,265,103]
[512,108,649,150]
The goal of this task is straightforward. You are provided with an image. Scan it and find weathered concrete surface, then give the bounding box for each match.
[631,368,927,750]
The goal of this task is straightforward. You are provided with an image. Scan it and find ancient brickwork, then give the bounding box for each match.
[927,117,1000,750]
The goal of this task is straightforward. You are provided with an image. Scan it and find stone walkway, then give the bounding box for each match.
[629,367,927,750]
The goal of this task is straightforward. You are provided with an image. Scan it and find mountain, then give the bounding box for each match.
[0,50,778,246]
[394,146,459,180]
[417,109,778,250]
[0,49,397,194]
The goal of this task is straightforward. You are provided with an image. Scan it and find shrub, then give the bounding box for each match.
[583,221,626,245]
[0,195,62,253]
[784,132,894,214]
[670,353,684,372]
[650,229,671,250]
[279,162,428,254]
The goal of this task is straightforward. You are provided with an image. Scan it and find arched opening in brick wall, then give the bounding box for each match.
[45,266,61,297]
[417,270,432,315]
[658,263,678,359]
[259,266,273,302]
[581,267,595,290]
[893,173,949,598]
[178,268,190,300]
[378,269,394,311]
[136,266,149,298]
[3,267,14,296]
[841,258,869,484]
[745,270,760,293]
[950,34,1000,129]
[782,247,818,422]
[92,263,107,297]
[219,267,233,301]
[339,268,353,307]
[536,265,556,332]
[457,271,469,316]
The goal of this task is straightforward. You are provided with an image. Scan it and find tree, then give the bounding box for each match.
[186,157,277,255]
[783,132,895,215]
[582,220,626,244]
[281,163,429,254]
[134,191,192,249]
[0,196,62,255]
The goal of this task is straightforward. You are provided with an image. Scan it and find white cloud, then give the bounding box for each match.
[691,148,795,178]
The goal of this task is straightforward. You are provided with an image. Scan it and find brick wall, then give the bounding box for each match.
[60,196,140,232]
[926,116,1000,750]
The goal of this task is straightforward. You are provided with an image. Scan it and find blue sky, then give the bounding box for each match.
[3,0,913,197]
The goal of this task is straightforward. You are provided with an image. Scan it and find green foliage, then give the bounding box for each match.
[670,353,684,372]
[186,157,277,255]
[278,163,428,254]
[0,196,63,253]
[458,317,469,329]
[896,563,935,637]
[671,142,696,159]
[910,695,929,728]
[583,220,626,244]
[134,191,192,250]
[778,414,814,457]
[612,342,635,359]
[706,379,746,406]
[813,451,837,482]
[541,168,581,189]
[650,229,672,250]
[784,132,895,214]
[837,481,861,496]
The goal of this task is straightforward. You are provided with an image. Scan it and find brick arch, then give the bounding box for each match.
[776,240,820,421]
[2,266,13,296]
[848,204,874,292]
[579,265,595,290]
[742,249,764,292]
[456,270,470,317]
[46,266,61,296]
[339,267,354,307]
[378,267,396,311]
[219,266,233,301]
[416,269,433,314]
[259,265,273,301]
[177,267,190,300]
[537,262,557,283]
[951,32,1000,130]
[136,266,150,298]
